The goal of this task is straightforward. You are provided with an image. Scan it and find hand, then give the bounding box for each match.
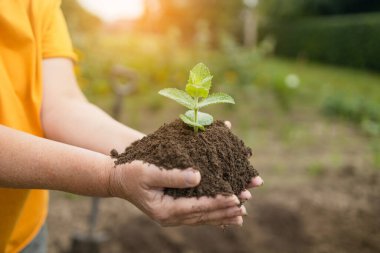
[107,160,246,227]
[224,121,264,203]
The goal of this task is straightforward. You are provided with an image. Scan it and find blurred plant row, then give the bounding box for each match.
[72,31,275,96]
[261,13,380,71]
[323,95,380,137]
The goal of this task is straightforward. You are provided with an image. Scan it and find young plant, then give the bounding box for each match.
[159,63,235,133]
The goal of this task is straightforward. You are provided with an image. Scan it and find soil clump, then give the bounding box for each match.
[111,119,259,198]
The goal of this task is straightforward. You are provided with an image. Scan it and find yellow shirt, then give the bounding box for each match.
[0,1,76,252]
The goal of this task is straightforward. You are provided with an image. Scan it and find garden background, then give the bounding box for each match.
[48,1,380,252]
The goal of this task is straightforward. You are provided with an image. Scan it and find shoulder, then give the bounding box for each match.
[30,0,62,20]
[29,0,63,31]
[31,0,61,12]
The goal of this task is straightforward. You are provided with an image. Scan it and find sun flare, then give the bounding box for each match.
[78,0,145,22]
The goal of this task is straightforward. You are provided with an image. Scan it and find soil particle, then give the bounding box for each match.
[111,119,259,198]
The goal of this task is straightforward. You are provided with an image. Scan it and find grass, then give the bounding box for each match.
[255,58,380,169]
[255,57,380,105]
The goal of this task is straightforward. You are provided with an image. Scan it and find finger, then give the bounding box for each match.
[188,204,247,223]
[224,121,232,129]
[184,210,245,226]
[206,216,244,227]
[238,190,252,202]
[224,216,244,226]
[247,176,264,188]
[241,205,247,216]
[146,166,201,188]
[168,194,240,217]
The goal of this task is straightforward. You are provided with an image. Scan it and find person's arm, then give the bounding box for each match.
[0,125,244,226]
[0,124,110,196]
[41,58,142,154]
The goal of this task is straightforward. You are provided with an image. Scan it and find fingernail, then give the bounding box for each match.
[240,190,252,201]
[241,206,247,216]
[253,176,264,187]
[185,170,200,186]
[235,217,243,227]
[232,196,240,206]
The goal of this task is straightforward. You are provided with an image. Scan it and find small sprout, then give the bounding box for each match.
[159,63,235,133]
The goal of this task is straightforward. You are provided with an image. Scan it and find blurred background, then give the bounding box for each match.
[48,0,380,252]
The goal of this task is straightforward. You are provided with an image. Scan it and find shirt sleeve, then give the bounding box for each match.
[41,2,78,62]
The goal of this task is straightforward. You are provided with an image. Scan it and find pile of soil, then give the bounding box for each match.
[110,119,259,198]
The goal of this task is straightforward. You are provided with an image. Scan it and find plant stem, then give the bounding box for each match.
[194,97,199,133]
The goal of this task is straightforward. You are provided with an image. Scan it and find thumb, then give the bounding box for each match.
[147,167,201,188]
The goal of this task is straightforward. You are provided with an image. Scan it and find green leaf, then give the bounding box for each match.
[185,84,209,98]
[179,114,205,130]
[197,93,235,109]
[185,63,213,98]
[158,88,195,109]
[185,110,213,126]
[188,63,212,86]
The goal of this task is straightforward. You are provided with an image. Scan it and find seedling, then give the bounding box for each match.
[159,63,235,133]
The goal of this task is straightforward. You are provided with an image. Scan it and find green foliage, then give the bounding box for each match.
[72,32,192,97]
[159,63,235,133]
[198,93,235,108]
[259,0,305,20]
[184,110,214,126]
[322,94,380,137]
[157,88,194,109]
[214,34,261,86]
[261,13,380,71]
[259,0,380,19]
[186,63,213,98]
[179,114,205,131]
[301,0,380,16]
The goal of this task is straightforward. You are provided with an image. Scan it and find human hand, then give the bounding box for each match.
[107,160,246,227]
[224,121,264,203]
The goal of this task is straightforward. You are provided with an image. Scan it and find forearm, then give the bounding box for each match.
[0,125,112,196]
[41,58,144,154]
[42,98,144,154]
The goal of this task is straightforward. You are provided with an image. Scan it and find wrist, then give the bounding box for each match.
[101,156,117,197]
[106,160,142,201]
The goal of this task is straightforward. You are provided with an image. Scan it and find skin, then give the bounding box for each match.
[0,58,263,227]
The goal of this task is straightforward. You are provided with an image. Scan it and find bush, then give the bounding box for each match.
[322,94,380,136]
[261,13,380,71]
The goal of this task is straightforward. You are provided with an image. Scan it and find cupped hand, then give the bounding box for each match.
[108,160,246,227]
[224,120,264,203]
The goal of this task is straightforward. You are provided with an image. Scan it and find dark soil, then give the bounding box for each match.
[110,119,259,198]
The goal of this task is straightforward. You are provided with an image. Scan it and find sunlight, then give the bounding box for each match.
[78,0,145,22]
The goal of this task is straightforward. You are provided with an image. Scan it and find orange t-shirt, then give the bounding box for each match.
[0,1,76,252]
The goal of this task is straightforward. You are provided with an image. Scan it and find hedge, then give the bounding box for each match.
[261,13,380,71]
